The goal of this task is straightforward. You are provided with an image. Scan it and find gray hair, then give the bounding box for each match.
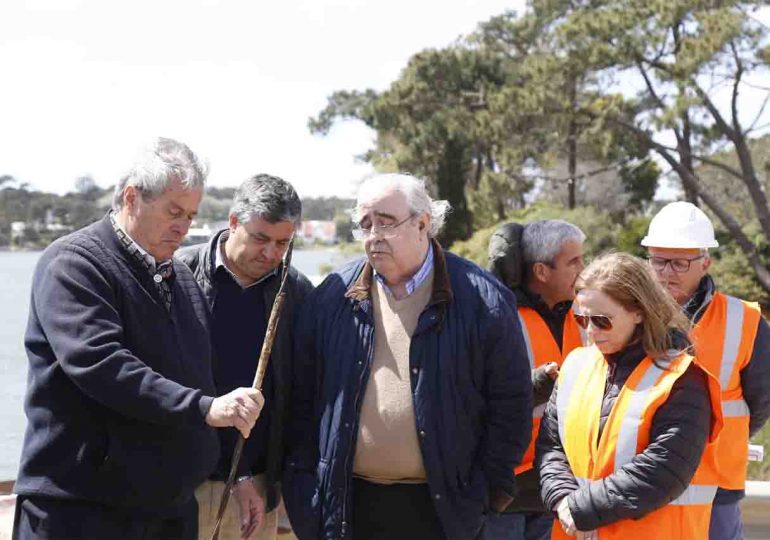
[112,137,208,210]
[522,219,586,266]
[351,173,451,237]
[230,174,302,225]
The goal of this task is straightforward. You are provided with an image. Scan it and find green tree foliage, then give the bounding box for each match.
[451,202,618,267]
[333,211,354,243]
[310,9,660,244]
[516,0,770,294]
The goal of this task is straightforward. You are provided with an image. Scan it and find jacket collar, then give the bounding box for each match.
[684,275,716,323]
[345,238,453,307]
[96,213,157,277]
[202,229,227,282]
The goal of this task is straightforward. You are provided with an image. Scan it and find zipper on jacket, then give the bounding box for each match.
[340,320,374,538]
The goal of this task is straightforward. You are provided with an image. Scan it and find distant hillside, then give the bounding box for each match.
[0,178,354,248]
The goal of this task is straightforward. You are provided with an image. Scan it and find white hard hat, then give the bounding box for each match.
[641,201,719,249]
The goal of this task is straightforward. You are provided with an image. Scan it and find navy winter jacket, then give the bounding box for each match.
[283,243,533,540]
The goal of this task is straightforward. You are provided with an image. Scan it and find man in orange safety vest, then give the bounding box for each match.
[642,201,770,540]
[488,219,586,540]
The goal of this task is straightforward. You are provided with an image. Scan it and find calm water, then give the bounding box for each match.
[0,248,359,481]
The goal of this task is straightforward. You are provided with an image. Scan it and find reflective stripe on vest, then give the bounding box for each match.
[613,361,666,469]
[671,484,718,506]
[722,399,750,418]
[518,311,535,371]
[555,349,587,450]
[719,295,745,390]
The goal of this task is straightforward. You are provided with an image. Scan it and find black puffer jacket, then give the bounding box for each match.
[535,337,713,532]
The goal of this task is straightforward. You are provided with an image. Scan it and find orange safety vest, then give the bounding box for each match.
[690,292,761,490]
[552,346,723,540]
[515,306,586,474]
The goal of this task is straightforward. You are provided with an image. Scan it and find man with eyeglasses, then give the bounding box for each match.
[642,201,770,540]
[283,173,532,540]
[486,220,586,540]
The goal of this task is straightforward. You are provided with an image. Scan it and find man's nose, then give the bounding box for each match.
[265,242,281,261]
[172,218,191,236]
[660,262,678,278]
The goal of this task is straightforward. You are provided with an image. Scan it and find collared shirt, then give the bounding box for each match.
[109,211,174,310]
[375,243,434,297]
[214,230,280,289]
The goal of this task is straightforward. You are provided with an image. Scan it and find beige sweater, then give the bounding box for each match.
[352,269,434,484]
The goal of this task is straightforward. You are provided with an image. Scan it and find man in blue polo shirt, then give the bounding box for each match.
[177,174,312,540]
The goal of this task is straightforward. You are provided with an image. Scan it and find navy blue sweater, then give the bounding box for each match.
[16,215,220,515]
[210,268,272,479]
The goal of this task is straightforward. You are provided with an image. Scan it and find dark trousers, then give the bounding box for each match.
[12,495,197,540]
[352,478,446,540]
[483,511,553,540]
[708,501,744,540]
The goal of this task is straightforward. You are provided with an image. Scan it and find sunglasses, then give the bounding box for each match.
[573,312,613,331]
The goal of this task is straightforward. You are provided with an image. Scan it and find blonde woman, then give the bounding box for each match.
[535,253,722,539]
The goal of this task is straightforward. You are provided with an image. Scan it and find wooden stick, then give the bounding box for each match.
[210,238,295,540]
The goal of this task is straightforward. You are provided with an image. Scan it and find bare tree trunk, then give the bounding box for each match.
[678,112,699,205]
[567,78,578,210]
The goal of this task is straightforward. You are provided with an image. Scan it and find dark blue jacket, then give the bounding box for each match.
[16,215,220,516]
[283,243,532,540]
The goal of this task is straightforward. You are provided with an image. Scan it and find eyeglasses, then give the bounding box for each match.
[648,255,705,274]
[352,214,414,241]
[573,312,614,331]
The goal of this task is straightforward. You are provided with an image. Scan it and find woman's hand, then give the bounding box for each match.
[557,497,577,536]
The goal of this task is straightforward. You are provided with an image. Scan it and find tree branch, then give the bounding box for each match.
[730,41,744,134]
[746,91,770,135]
[636,62,668,111]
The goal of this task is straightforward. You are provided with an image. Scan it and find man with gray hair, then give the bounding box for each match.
[14,137,264,540]
[487,219,586,540]
[283,173,532,540]
[177,174,313,540]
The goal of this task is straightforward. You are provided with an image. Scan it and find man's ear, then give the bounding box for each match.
[228,214,238,232]
[702,255,712,273]
[418,213,430,236]
[123,185,138,211]
[533,262,550,284]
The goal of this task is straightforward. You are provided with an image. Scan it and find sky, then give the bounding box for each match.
[0,0,523,198]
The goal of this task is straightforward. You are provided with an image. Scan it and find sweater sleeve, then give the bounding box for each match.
[568,364,712,531]
[33,246,211,426]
